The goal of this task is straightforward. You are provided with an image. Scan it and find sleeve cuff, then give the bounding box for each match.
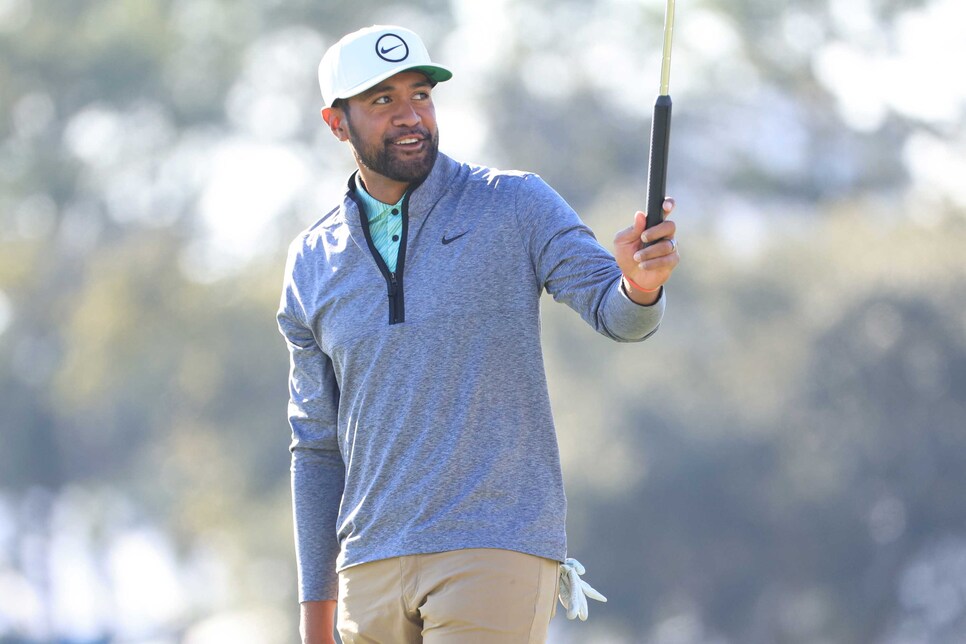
[604,277,666,341]
[619,280,664,306]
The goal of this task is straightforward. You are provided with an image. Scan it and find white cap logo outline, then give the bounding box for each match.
[375,33,409,62]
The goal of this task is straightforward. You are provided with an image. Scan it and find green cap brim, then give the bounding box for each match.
[409,65,453,84]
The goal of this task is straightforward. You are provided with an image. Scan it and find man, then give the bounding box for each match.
[277,25,680,644]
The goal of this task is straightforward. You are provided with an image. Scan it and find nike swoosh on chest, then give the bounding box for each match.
[441,230,472,245]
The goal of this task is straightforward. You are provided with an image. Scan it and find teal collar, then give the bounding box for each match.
[354,173,405,221]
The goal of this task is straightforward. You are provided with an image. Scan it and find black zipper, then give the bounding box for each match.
[387,271,403,324]
[352,186,412,325]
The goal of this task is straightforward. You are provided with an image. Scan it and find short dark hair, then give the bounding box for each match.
[332,98,351,123]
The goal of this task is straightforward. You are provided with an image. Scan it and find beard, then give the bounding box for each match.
[348,125,439,184]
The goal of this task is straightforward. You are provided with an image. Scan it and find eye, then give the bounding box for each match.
[373,95,391,105]
[413,91,430,100]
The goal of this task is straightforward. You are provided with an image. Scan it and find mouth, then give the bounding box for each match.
[390,132,429,150]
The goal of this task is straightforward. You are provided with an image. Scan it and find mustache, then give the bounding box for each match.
[384,127,432,143]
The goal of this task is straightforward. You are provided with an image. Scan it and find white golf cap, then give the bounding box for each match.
[319,25,453,107]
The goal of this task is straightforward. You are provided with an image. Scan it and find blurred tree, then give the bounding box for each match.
[542,212,966,641]
[1,0,964,642]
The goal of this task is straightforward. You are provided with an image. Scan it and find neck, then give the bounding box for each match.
[357,167,409,204]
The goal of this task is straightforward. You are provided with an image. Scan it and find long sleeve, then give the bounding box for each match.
[513,174,665,342]
[270,155,660,591]
[278,248,345,602]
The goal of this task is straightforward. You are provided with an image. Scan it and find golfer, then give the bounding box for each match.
[277,25,680,644]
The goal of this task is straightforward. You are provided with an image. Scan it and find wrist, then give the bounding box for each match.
[622,274,660,293]
[621,275,662,305]
[301,600,337,644]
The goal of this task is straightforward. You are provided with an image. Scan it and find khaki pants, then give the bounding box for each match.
[337,548,559,643]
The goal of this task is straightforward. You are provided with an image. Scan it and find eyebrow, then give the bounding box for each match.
[360,79,432,99]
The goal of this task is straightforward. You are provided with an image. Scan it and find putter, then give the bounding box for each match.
[645,0,676,236]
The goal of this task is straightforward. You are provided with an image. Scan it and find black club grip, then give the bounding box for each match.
[645,94,673,235]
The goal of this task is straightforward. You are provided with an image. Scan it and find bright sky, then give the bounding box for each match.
[47,0,965,281]
[192,0,964,278]
[814,0,966,130]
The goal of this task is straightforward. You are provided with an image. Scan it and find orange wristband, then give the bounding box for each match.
[622,274,661,293]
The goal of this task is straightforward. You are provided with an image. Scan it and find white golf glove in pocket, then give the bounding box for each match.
[558,558,607,621]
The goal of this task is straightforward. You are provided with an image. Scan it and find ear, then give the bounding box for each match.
[322,107,349,142]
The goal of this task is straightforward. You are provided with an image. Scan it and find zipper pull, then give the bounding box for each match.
[388,272,398,296]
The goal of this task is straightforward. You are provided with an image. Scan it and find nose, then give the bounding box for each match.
[391,99,421,127]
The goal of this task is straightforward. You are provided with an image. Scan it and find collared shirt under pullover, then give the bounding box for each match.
[353,173,404,272]
[277,153,666,601]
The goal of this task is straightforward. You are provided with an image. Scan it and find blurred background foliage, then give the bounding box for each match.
[1,0,964,642]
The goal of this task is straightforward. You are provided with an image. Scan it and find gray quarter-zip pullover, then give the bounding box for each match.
[277,153,665,601]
